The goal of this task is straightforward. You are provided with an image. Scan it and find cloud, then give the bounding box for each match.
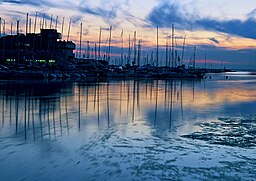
[78,0,119,26]
[196,18,256,39]
[247,8,256,19]
[0,0,53,7]
[209,38,219,44]
[147,3,184,28]
[147,1,256,39]
[70,15,83,24]
[0,0,77,10]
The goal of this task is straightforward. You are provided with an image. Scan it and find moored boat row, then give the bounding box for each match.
[0,63,207,80]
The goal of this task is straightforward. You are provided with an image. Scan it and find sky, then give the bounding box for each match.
[0,0,256,69]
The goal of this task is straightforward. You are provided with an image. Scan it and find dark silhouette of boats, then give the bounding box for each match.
[0,16,232,80]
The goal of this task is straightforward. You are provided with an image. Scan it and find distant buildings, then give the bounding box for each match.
[0,29,76,68]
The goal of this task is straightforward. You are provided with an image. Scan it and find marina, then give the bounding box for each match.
[0,1,256,180]
[0,17,232,81]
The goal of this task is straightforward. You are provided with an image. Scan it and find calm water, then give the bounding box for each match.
[0,72,256,181]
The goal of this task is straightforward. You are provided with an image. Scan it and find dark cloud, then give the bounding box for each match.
[78,2,117,20]
[78,6,103,16]
[70,15,83,24]
[147,2,256,39]
[0,0,76,10]
[37,12,53,21]
[196,18,256,39]
[147,3,184,28]
[247,8,256,19]
[78,1,122,27]
[0,0,52,7]
[209,37,219,44]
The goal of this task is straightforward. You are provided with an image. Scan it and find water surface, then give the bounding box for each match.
[0,73,256,180]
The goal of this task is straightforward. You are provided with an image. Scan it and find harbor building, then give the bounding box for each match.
[0,29,76,68]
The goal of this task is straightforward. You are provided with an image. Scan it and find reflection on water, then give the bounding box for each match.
[0,74,256,180]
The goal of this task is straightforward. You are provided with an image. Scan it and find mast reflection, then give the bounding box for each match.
[0,77,255,141]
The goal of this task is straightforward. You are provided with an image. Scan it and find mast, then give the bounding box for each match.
[108,26,112,63]
[150,51,154,65]
[11,22,13,35]
[10,21,12,62]
[87,41,90,59]
[133,31,136,65]
[128,34,131,65]
[17,20,20,35]
[34,12,37,34]
[50,14,53,29]
[156,27,159,67]
[39,20,42,30]
[193,46,196,69]
[204,53,206,69]
[17,20,20,64]
[29,18,32,33]
[55,16,58,30]
[137,39,141,66]
[3,19,5,35]
[61,17,65,40]
[0,17,1,37]
[42,13,45,29]
[94,43,97,59]
[67,18,72,41]
[3,19,5,62]
[181,35,186,65]
[175,37,178,66]
[33,12,37,53]
[171,24,174,67]
[165,41,168,67]
[121,29,123,65]
[79,23,82,58]
[26,13,28,35]
[98,26,101,60]
[45,19,47,29]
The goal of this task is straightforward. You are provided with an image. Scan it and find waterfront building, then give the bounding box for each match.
[0,29,76,68]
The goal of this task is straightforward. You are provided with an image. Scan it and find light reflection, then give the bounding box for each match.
[0,76,255,141]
